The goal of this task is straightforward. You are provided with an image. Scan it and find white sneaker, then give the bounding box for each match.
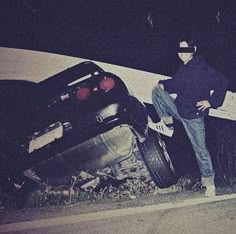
[148,120,174,137]
[205,185,216,197]
[201,176,216,197]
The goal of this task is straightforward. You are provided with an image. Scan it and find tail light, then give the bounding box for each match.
[76,87,90,100]
[99,77,115,91]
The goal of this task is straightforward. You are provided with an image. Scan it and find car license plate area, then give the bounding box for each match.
[28,122,63,153]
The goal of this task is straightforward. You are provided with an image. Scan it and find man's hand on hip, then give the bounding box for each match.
[196,100,211,111]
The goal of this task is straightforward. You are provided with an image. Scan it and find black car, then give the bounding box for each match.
[0,61,178,194]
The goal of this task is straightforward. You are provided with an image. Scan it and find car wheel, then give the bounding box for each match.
[138,128,179,188]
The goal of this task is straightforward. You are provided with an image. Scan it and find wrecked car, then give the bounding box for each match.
[0,61,179,197]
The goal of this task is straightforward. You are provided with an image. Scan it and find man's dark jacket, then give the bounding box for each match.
[160,56,228,119]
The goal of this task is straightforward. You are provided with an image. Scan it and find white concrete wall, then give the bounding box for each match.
[0,47,235,121]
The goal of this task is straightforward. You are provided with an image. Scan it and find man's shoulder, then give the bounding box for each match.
[193,56,224,76]
[192,55,208,67]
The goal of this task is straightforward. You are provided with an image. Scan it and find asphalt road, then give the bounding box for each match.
[1,193,236,233]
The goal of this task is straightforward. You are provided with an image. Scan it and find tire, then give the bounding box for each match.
[138,128,179,188]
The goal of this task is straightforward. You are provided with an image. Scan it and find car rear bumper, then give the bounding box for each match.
[30,124,136,178]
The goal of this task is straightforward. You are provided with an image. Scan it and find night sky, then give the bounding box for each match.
[0,0,235,89]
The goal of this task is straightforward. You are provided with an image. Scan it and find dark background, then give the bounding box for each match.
[0,0,235,179]
[0,0,235,89]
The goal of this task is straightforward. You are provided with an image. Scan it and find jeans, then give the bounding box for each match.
[152,87,214,178]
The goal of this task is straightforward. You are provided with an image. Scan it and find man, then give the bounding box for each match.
[149,36,228,196]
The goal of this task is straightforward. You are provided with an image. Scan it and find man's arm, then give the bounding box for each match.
[158,76,180,93]
[208,71,228,109]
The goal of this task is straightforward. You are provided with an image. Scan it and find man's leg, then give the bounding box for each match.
[150,88,181,136]
[181,117,215,196]
[152,87,180,121]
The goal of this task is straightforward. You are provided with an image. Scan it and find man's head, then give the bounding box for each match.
[177,37,197,64]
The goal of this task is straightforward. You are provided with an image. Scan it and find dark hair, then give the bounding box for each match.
[177,34,198,47]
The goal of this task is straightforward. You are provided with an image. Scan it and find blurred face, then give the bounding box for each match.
[178,41,194,64]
